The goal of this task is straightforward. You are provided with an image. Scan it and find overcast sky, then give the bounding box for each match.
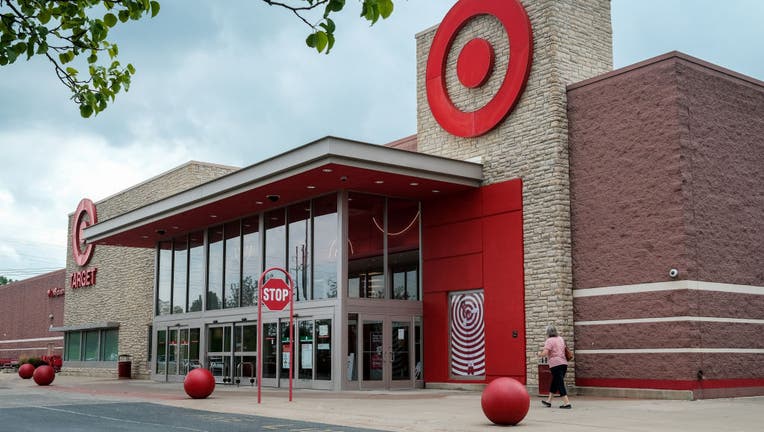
[1,0,762,280]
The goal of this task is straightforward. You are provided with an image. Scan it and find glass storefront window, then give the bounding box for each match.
[241,217,260,307]
[168,329,178,375]
[388,198,419,301]
[298,320,313,379]
[65,331,81,361]
[348,193,385,298]
[207,226,224,310]
[415,317,422,380]
[189,328,201,370]
[188,232,205,312]
[288,202,311,301]
[279,321,293,378]
[157,241,172,315]
[208,327,223,353]
[172,236,188,313]
[84,330,99,361]
[101,329,118,361]
[156,330,166,374]
[313,194,338,299]
[224,221,241,308]
[347,314,358,381]
[262,323,277,378]
[242,325,257,352]
[265,209,286,272]
[315,319,332,380]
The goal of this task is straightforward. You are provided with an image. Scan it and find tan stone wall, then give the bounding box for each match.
[64,162,237,378]
[416,0,612,387]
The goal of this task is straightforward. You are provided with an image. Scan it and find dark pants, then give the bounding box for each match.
[549,364,568,396]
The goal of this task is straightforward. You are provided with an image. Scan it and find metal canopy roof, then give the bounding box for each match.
[83,136,483,248]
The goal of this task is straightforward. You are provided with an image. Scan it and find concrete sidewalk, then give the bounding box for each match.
[2,372,761,431]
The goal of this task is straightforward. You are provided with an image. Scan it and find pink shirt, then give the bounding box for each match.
[544,336,568,368]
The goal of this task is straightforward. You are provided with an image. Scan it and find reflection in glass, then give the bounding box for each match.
[224,221,241,308]
[167,329,178,375]
[298,320,314,380]
[348,193,385,298]
[388,199,420,301]
[262,323,277,378]
[84,330,99,361]
[415,317,423,380]
[313,194,338,299]
[188,232,205,312]
[207,226,224,310]
[157,242,172,315]
[189,328,201,371]
[156,330,166,374]
[101,329,118,361]
[363,321,383,381]
[241,325,257,352]
[265,209,286,272]
[347,314,358,381]
[391,322,410,380]
[179,328,189,375]
[288,202,311,301]
[66,331,81,361]
[241,217,260,307]
[315,319,332,380]
[172,236,188,314]
[279,321,294,378]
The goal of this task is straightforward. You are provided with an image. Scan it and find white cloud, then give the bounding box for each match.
[0,0,762,279]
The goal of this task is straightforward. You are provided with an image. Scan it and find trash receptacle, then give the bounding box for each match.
[117,354,132,379]
[538,358,558,396]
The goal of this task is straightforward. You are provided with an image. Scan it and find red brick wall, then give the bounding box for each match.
[567,53,764,398]
[0,269,65,361]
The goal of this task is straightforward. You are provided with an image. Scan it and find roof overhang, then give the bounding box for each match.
[50,321,120,332]
[83,136,483,248]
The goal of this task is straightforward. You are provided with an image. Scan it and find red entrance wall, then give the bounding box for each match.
[422,179,525,384]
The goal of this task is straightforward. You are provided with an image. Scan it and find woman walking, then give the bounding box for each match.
[538,324,572,409]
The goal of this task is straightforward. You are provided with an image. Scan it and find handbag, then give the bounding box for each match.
[564,344,574,361]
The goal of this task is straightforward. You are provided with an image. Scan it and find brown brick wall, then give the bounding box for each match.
[568,54,764,289]
[0,270,65,360]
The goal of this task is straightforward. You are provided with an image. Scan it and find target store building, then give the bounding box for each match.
[60,0,763,399]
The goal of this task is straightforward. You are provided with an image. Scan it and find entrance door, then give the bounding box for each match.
[233,323,258,386]
[259,318,298,388]
[157,327,200,381]
[360,316,413,389]
[207,325,233,384]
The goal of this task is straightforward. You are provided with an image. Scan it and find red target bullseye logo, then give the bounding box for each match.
[426,0,533,138]
[72,198,97,267]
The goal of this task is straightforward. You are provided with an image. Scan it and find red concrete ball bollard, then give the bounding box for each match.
[481,377,530,426]
[33,365,56,386]
[184,368,215,399]
[18,363,35,379]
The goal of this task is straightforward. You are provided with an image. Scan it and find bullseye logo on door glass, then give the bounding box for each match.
[71,198,97,266]
[426,0,533,138]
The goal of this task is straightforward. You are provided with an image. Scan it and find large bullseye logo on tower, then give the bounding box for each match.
[72,198,97,267]
[426,0,533,137]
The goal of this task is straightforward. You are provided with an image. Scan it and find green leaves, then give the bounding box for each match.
[303,0,394,54]
[0,0,161,117]
[361,0,394,25]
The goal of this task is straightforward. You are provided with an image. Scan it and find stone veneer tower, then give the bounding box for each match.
[416,0,612,387]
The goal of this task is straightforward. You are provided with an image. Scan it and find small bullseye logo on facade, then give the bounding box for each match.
[426,0,533,137]
[70,198,98,289]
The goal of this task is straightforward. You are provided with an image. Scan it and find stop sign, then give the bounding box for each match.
[261,277,291,311]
